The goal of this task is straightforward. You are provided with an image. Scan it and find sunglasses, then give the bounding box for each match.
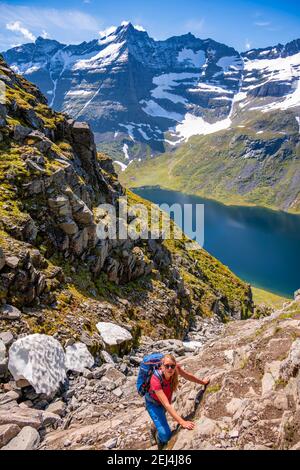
[163,364,176,370]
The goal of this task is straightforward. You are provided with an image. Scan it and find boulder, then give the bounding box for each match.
[0,247,5,271]
[0,305,21,321]
[41,411,62,427]
[65,342,94,373]
[59,218,78,235]
[0,391,20,406]
[280,339,300,382]
[13,125,32,142]
[96,322,133,355]
[0,340,5,361]
[46,400,66,417]
[100,350,115,364]
[0,332,14,348]
[0,424,21,448]
[104,437,118,449]
[1,426,40,450]
[0,407,42,429]
[8,334,67,396]
[262,361,281,395]
[5,256,20,269]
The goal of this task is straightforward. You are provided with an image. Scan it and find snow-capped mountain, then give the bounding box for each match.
[3,23,300,165]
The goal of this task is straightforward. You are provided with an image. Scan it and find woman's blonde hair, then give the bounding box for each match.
[162,354,179,392]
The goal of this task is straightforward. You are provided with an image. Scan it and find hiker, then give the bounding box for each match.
[138,353,210,449]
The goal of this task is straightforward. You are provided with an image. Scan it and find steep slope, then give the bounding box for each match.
[0,56,252,348]
[17,294,300,451]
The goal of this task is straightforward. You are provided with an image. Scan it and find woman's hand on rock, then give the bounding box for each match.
[180,420,195,430]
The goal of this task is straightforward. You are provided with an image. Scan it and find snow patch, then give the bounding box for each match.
[141,99,183,121]
[296,117,300,133]
[120,124,135,141]
[134,24,146,32]
[123,143,130,160]
[138,128,151,140]
[151,73,199,104]
[65,89,94,97]
[175,113,231,140]
[73,42,125,70]
[217,56,243,71]
[252,78,300,113]
[99,26,117,39]
[114,161,128,171]
[188,82,230,94]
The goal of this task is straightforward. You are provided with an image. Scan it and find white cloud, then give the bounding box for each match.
[6,20,36,42]
[134,24,146,32]
[41,30,50,39]
[0,3,102,50]
[245,40,251,51]
[185,19,205,35]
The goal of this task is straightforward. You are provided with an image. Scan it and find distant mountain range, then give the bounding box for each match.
[2,23,300,213]
[3,23,299,164]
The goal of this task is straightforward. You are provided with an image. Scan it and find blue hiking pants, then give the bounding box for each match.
[145,398,172,444]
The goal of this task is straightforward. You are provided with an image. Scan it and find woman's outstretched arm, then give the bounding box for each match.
[177,364,210,386]
[154,390,195,430]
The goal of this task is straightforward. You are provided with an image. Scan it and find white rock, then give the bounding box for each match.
[229,429,239,439]
[280,339,300,382]
[261,372,276,396]
[183,341,202,352]
[8,334,67,396]
[1,426,40,450]
[65,342,94,373]
[226,398,244,415]
[96,322,132,348]
[100,350,115,364]
[104,437,118,449]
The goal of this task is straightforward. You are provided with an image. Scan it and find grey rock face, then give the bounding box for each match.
[0,305,22,321]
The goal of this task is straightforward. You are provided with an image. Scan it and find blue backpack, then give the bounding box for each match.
[136,352,164,397]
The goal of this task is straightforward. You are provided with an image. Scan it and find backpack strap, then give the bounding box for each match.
[153,369,164,388]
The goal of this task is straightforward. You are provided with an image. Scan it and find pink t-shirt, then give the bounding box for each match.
[149,372,172,403]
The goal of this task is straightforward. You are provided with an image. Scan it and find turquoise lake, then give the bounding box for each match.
[133,187,300,298]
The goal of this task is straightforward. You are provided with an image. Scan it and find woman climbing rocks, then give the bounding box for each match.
[144,354,210,449]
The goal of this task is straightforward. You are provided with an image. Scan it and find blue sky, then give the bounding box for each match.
[0,0,299,51]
